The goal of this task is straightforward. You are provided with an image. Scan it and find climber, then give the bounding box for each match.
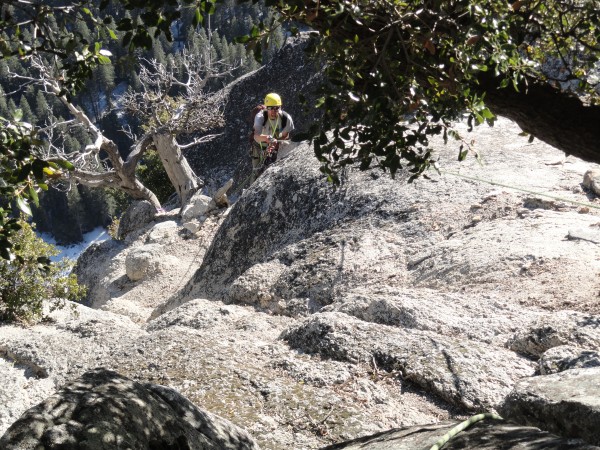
[250,92,295,183]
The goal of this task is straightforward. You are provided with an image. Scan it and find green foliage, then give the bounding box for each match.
[107,216,122,241]
[0,219,86,323]
[136,149,175,204]
[236,0,600,181]
[0,112,72,260]
[18,95,35,124]
[105,187,132,218]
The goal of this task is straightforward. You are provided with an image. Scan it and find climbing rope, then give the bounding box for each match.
[231,139,293,197]
[440,168,600,211]
[429,412,504,450]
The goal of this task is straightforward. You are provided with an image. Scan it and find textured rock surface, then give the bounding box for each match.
[1,299,457,449]
[125,243,165,281]
[181,192,217,223]
[583,169,600,196]
[0,304,145,433]
[539,345,600,374]
[0,368,259,450]
[321,420,600,449]
[500,367,600,445]
[117,200,157,240]
[506,311,600,357]
[74,212,222,322]
[175,121,600,318]
[282,312,534,411]
[3,36,600,450]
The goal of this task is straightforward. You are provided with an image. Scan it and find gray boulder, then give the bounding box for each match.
[0,368,259,450]
[147,220,179,244]
[125,243,164,281]
[583,169,600,196]
[117,200,157,240]
[72,238,126,307]
[181,192,217,223]
[539,345,600,374]
[506,311,600,357]
[499,367,600,446]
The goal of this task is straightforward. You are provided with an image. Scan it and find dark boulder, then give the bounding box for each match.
[0,368,259,450]
[320,420,599,449]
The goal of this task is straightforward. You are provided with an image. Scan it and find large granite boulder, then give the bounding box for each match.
[0,368,259,450]
[117,200,157,241]
[160,117,600,320]
[125,243,165,281]
[538,345,600,375]
[0,303,145,432]
[506,311,600,358]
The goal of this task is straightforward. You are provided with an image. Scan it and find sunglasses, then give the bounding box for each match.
[267,106,281,111]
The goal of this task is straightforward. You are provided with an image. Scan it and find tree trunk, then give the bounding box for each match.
[71,137,162,211]
[120,179,162,210]
[478,73,600,164]
[152,133,201,207]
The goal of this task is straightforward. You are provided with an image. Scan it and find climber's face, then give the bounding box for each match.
[267,105,280,119]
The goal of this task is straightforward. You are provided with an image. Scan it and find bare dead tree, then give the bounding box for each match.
[120,50,233,206]
[9,51,230,210]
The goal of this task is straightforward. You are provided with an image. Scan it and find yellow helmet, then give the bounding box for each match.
[264,93,282,107]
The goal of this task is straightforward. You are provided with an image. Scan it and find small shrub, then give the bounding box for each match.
[0,220,87,324]
[107,215,121,240]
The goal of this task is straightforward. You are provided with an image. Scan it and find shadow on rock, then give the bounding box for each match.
[0,368,259,450]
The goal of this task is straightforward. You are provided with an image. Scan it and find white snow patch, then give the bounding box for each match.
[39,227,110,262]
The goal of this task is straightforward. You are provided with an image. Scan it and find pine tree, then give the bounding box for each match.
[219,35,231,65]
[18,96,36,124]
[7,98,17,115]
[78,184,112,230]
[63,135,82,155]
[0,86,8,117]
[71,125,92,148]
[209,30,220,69]
[0,55,9,82]
[96,63,116,99]
[152,38,167,66]
[263,24,284,64]
[128,67,143,92]
[35,91,51,122]
[74,19,92,45]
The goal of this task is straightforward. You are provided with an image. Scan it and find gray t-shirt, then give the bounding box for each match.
[253,110,294,143]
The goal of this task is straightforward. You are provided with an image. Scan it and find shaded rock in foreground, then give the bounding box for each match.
[320,420,599,449]
[499,367,600,446]
[0,368,259,450]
